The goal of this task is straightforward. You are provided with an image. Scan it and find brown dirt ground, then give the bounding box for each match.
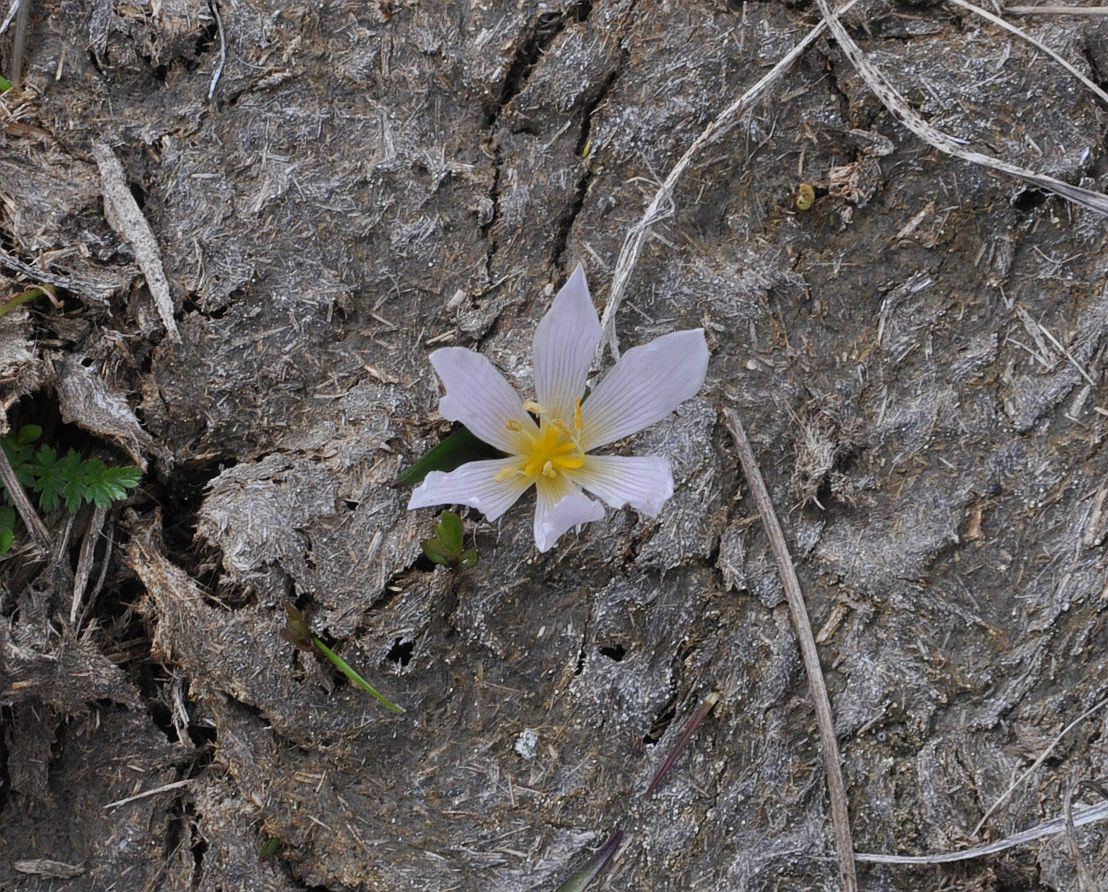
[2,1,1108,889]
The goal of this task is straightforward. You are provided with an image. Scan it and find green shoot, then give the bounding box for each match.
[0,285,51,318]
[281,603,405,714]
[258,837,284,861]
[556,829,624,892]
[0,74,10,93]
[0,425,141,555]
[421,510,478,569]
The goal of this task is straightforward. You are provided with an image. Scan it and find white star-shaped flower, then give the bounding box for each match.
[408,265,709,552]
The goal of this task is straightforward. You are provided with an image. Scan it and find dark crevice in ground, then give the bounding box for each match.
[483,2,596,282]
[483,2,594,129]
[148,454,237,581]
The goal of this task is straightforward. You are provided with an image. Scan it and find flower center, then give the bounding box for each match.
[520,420,585,480]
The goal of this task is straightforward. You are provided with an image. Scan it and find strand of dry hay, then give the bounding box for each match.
[856,799,1108,864]
[972,693,1108,835]
[812,0,1108,216]
[947,0,1108,107]
[1005,5,1108,14]
[0,0,20,35]
[598,0,864,358]
[724,408,858,892]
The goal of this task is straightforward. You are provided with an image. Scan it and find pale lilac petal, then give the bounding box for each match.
[570,455,673,517]
[579,329,709,451]
[533,264,601,423]
[408,458,530,521]
[429,348,535,452]
[533,475,604,552]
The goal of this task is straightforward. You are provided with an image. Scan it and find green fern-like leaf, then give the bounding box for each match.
[83,461,141,509]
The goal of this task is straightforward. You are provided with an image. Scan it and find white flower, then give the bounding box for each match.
[408,265,709,552]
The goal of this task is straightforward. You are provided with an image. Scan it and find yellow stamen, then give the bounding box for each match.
[505,419,523,432]
[512,413,587,482]
[522,399,545,415]
[574,398,584,433]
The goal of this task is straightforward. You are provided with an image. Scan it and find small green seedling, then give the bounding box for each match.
[258,837,284,862]
[0,74,11,93]
[280,603,405,714]
[0,425,141,555]
[0,285,51,318]
[421,510,478,569]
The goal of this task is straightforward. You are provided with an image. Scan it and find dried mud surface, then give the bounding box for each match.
[2,1,1108,890]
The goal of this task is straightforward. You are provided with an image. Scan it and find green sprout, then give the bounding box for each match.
[0,74,11,93]
[258,837,284,861]
[0,285,51,318]
[280,603,405,714]
[421,510,478,569]
[0,425,141,555]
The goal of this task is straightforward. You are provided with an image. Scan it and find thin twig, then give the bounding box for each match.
[857,800,1108,864]
[10,0,29,86]
[92,143,181,342]
[0,0,19,36]
[1062,780,1099,891]
[1037,322,1098,387]
[102,778,192,809]
[812,0,1108,216]
[599,0,864,358]
[723,407,857,892]
[973,694,1108,835]
[0,440,49,550]
[207,0,226,100]
[70,504,106,627]
[946,0,1108,107]
[1005,4,1108,13]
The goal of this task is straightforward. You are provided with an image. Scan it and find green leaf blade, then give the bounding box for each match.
[398,426,504,487]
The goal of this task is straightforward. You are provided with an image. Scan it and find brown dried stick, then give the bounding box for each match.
[723,407,857,892]
[0,439,49,550]
[91,143,181,343]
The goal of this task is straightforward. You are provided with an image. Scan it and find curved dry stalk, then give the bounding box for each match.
[973,693,1108,836]
[946,0,1108,107]
[723,408,857,892]
[1005,5,1108,14]
[598,0,864,358]
[812,0,1108,216]
[856,799,1108,864]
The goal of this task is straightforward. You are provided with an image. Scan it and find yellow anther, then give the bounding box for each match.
[542,461,557,478]
[505,419,523,432]
[522,399,545,415]
[496,466,525,482]
[574,398,584,433]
